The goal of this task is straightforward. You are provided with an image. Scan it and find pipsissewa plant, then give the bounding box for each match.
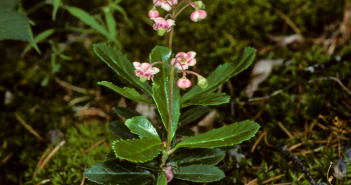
[84,0,260,184]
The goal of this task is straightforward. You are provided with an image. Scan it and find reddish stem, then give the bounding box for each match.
[174,4,190,19]
[175,70,201,77]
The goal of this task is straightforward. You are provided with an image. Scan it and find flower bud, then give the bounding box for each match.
[165,167,173,182]
[190,10,207,22]
[194,1,205,9]
[148,8,159,18]
[197,76,208,89]
[177,77,192,89]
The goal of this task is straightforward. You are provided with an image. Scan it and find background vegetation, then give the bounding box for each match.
[1,0,351,184]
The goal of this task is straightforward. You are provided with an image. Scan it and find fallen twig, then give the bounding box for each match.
[15,113,44,141]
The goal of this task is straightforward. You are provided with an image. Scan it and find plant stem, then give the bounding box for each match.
[168,9,176,49]
[174,4,190,19]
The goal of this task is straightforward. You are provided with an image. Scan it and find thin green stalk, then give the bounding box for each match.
[166,65,175,151]
[168,9,176,49]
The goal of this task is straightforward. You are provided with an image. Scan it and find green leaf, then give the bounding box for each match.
[105,151,116,160]
[176,129,195,137]
[169,148,225,166]
[157,171,167,185]
[125,116,160,141]
[110,4,129,23]
[150,46,180,142]
[181,92,230,108]
[0,0,32,42]
[174,164,225,183]
[22,29,55,56]
[112,106,141,119]
[112,138,163,163]
[104,7,117,38]
[174,120,260,149]
[179,106,210,125]
[84,159,154,185]
[94,44,153,96]
[98,81,154,105]
[52,0,61,20]
[108,121,139,139]
[65,6,122,48]
[137,160,160,171]
[181,47,256,104]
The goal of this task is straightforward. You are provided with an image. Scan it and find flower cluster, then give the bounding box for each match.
[148,0,207,36]
[133,62,160,82]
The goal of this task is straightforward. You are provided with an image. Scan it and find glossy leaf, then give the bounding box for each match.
[22,29,55,56]
[52,0,61,20]
[137,160,160,171]
[181,47,256,104]
[179,106,210,125]
[112,138,163,163]
[65,6,122,48]
[150,46,180,141]
[169,148,225,166]
[108,121,138,139]
[94,44,153,96]
[112,106,141,119]
[174,120,260,149]
[174,164,225,183]
[157,171,167,185]
[125,116,160,140]
[176,129,195,137]
[181,92,230,108]
[0,0,32,42]
[98,81,154,105]
[84,159,154,185]
[105,151,116,160]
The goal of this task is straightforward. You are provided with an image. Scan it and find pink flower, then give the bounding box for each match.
[133,62,160,82]
[165,166,173,182]
[190,10,207,22]
[151,17,175,36]
[177,77,192,89]
[153,0,178,11]
[171,51,196,70]
[148,8,159,18]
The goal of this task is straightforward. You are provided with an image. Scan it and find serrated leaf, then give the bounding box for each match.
[181,47,256,104]
[174,120,260,149]
[137,160,160,171]
[22,29,55,56]
[112,138,163,163]
[0,0,32,42]
[98,81,154,105]
[157,171,167,185]
[169,148,225,166]
[125,116,160,141]
[176,129,195,137]
[174,164,225,183]
[181,92,230,108]
[94,44,153,96]
[52,0,61,20]
[84,159,154,185]
[179,106,210,125]
[150,46,180,142]
[112,106,141,119]
[108,121,139,139]
[65,6,122,48]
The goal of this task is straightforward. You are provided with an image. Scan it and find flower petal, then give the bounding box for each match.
[190,11,199,22]
[176,52,186,58]
[133,62,141,68]
[141,63,151,71]
[171,0,178,5]
[153,0,162,5]
[171,58,176,65]
[151,17,166,25]
[186,51,196,59]
[165,19,175,28]
[187,58,196,66]
[198,10,207,19]
[150,67,160,74]
[161,2,172,11]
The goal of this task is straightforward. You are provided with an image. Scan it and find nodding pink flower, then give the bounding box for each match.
[148,8,159,18]
[151,17,175,36]
[190,10,207,22]
[165,166,173,182]
[153,0,178,11]
[171,51,196,70]
[133,62,160,82]
[177,77,192,89]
